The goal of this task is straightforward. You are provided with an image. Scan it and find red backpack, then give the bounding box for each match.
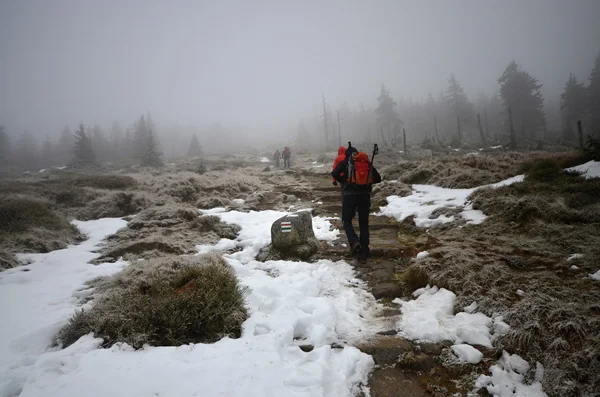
[348,152,372,185]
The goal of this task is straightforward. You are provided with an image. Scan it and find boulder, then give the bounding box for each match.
[264,211,320,260]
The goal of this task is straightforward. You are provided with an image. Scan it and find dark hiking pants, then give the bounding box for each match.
[341,194,371,258]
[284,157,290,168]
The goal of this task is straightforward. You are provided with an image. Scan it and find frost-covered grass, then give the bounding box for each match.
[57,255,248,348]
[382,150,589,189]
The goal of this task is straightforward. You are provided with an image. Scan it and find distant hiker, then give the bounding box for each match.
[274,150,281,167]
[332,146,346,186]
[283,146,291,169]
[331,143,381,264]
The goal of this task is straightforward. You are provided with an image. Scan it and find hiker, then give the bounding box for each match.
[283,146,291,169]
[331,144,381,264]
[332,146,346,186]
[274,150,281,167]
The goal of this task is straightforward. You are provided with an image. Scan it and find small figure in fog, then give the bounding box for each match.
[274,149,281,167]
[283,146,291,169]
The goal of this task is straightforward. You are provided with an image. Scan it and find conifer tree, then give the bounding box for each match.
[141,129,163,166]
[587,51,600,133]
[498,61,545,139]
[187,134,203,157]
[561,74,586,140]
[72,122,96,166]
[0,126,10,165]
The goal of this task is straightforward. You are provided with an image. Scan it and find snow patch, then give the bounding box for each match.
[231,198,245,205]
[570,265,579,270]
[379,173,525,228]
[393,286,507,347]
[416,251,430,260]
[463,302,477,313]
[260,157,270,163]
[475,351,547,397]
[516,289,525,296]
[451,344,483,364]
[567,253,583,261]
[567,160,600,179]
[590,270,600,281]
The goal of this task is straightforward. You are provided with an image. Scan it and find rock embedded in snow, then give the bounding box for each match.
[267,211,320,260]
[451,344,483,364]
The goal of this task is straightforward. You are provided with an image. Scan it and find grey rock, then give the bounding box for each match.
[372,283,404,300]
[270,211,320,260]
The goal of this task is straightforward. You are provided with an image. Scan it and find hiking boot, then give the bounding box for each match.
[349,241,361,256]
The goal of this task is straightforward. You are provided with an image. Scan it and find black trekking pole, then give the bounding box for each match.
[371,143,379,166]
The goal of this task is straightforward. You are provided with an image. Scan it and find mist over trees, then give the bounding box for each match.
[1,50,600,171]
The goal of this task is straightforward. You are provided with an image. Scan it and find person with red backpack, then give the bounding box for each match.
[274,150,281,167]
[331,143,381,264]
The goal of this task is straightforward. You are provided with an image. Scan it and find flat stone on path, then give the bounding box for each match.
[372,283,404,300]
[368,368,429,397]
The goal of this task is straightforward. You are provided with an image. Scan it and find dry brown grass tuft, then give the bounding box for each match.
[56,254,247,348]
[371,180,412,209]
[97,205,240,262]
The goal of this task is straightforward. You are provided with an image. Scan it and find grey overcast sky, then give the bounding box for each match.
[1,0,599,135]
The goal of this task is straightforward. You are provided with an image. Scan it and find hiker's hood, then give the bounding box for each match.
[337,146,346,155]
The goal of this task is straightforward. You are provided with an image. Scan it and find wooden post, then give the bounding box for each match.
[577,120,583,148]
[336,110,341,148]
[456,116,462,148]
[477,113,488,147]
[322,94,328,150]
[508,106,517,149]
[433,115,441,143]
[403,128,407,158]
[484,107,491,140]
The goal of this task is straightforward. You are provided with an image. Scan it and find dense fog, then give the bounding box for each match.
[1,0,600,164]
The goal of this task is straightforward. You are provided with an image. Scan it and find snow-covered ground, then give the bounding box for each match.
[0,219,128,397]
[0,211,375,397]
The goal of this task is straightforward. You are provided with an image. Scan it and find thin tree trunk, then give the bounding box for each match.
[477,113,488,147]
[322,94,328,150]
[380,125,387,146]
[508,107,517,149]
[484,107,491,140]
[457,116,462,148]
[433,115,441,143]
[337,110,341,148]
[577,120,584,149]
[403,128,407,158]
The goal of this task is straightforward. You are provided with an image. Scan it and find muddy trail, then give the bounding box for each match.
[271,169,469,397]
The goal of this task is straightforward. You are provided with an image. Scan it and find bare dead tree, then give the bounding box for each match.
[477,113,488,147]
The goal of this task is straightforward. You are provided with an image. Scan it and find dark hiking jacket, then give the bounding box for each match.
[331,158,382,195]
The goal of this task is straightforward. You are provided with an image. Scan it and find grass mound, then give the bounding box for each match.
[383,151,589,189]
[0,196,69,233]
[57,255,247,348]
[470,164,600,224]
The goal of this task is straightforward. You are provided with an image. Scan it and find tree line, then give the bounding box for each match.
[0,114,205,170]
[311,52,600,150]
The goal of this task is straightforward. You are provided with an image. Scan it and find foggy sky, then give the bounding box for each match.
[1,0,599,136]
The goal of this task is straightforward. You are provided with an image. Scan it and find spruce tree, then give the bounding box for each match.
[187,134,203,157]
[57,126,74,165]
[587,51,600,133]
[445,74,474,140]
[498,61,545,139]
[141,129,163,167]
[72,123,96,166]
[40,136,54,168]
[375,85,403,145]
[561,74,586,141]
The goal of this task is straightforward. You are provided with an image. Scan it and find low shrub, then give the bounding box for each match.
[56,255,247,348]
[68,174,137,190]
[0,196,70,233]
[524,158,562,182]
